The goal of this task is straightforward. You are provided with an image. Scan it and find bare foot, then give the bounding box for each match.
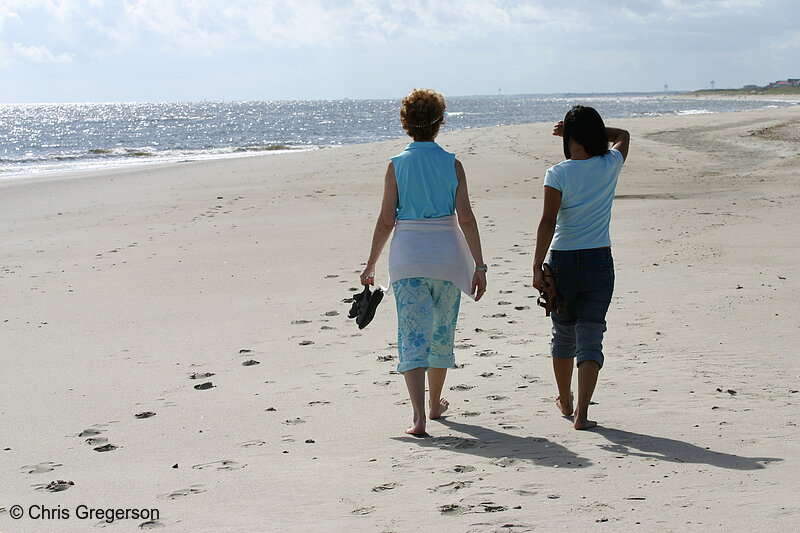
[573,413,597,430]
[429,398,449,420]
[406,414,426,436]
[405,424,427,436]
[556,393,573,417]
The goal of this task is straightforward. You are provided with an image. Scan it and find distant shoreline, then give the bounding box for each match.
[679,92,800,103]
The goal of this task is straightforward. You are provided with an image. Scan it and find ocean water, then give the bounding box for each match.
[1,95,795,177]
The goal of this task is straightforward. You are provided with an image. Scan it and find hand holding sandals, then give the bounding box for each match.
[360,264,376,286]
[534,263,564,317]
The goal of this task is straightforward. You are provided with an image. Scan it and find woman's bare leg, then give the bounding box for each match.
[552,357,574,416]
[427,367,449,419]
[574,360,599,430]
[403,368,427,435]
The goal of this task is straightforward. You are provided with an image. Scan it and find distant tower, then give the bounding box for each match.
[710,80,715,90]
[664,84,669,94]
[498,88,502,95]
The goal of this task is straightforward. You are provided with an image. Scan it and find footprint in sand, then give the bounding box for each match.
[350,506,375,516]
[308,401,331,406]
[85,437,107,445]
[299,340,314,346]
[435,436,480,449]
[78,428,103,437]
[32,480,74,492]
[491,457,523,469]
[479,503,508,513]
[284,417,306,425]
[138,520,166,529]
[157,486,207,500]
[239,349,254,355]
[135,411,156,419]
[21,462,63,474]
[450,384,474,391]
[189,372,215,380]
[439,503,469,514]
[292,320,312,325]
[372,483,398,492]
[430,480,474,493]
[453,465,476,473]
[238,440,266,447]
[94,444,118,452]
[193,382,215,390]
[242,359,260,366]
[191,460,245,471]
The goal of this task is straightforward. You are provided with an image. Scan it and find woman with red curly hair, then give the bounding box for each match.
[360,88,487,436]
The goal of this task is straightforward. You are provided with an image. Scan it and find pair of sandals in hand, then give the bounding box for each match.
[537,263,565,317]
[349,265,555,326]
[347,285,384,329]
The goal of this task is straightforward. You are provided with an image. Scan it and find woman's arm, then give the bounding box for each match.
[532,185,561,290]
[606,127,630,161]
[360,162,398,286]
[454,159,487,301]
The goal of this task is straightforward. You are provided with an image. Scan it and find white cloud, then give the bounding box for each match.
[11,42,73,64]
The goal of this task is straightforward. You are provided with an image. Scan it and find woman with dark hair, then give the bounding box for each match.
[360,88,487,436]
[532,105,630,430]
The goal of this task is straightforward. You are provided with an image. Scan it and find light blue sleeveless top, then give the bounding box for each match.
[544,148,624,250]
[391,142,457,220]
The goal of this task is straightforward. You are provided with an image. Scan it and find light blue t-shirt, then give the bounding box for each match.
[544,148,624,251]
[391,142,457,220]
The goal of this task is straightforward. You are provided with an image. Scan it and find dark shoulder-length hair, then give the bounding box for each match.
[562,105,608,159]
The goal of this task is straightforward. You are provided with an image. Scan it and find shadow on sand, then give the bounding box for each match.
[392,418,592,468]
[594,426,781,470]
[393,419,782,472]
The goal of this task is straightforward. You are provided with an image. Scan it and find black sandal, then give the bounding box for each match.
[348,286,370,319]
[348,285,384,329]
[357,286,383,329]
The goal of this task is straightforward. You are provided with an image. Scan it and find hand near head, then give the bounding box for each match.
[360,264,376,286]
[552,121,564,138]
[472,271,486,301]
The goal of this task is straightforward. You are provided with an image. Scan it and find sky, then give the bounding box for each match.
[0,0,798,103]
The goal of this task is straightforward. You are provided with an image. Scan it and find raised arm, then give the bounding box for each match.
[360,162,398,286]
[454,159,487,301]
[606,127,630,162]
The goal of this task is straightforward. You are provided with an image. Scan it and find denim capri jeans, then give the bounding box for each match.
[549,247,614,369]
[392,277,461,373]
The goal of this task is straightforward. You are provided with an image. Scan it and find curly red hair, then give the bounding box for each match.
[400,88,446,142]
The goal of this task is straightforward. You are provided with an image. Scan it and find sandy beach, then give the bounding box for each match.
[1,105,799,532]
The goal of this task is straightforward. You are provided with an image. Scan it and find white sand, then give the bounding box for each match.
[1,105,799,532]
